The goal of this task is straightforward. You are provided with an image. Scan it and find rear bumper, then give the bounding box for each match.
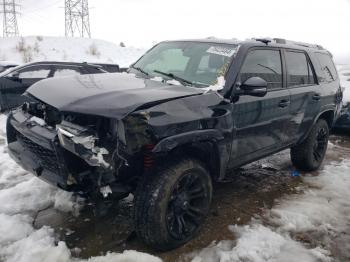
[7,110,70,190]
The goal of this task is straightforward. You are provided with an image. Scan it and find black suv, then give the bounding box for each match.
[0,61,108,111]
[6,38,342,250]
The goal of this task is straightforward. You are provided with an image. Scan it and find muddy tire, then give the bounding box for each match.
[291,119,329,171]
[134,158,212,251]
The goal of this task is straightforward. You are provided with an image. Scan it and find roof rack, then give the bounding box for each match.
[253,38,324,50]
[273,38,324,50]
[255,38,271,45]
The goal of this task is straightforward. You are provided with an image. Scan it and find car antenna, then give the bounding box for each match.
[255,38,271,45]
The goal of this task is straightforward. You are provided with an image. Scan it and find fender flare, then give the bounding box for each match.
[152,129,224,153]
[298,109,335,144]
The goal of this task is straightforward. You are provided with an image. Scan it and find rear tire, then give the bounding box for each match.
[291,119,329,171]
[134,158,212,251]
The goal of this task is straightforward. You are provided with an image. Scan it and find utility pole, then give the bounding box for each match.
[1,0,19,37]
[65,0,91,38]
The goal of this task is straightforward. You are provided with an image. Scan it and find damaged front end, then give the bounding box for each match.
[56,122,111,169]
[6,85,230,207]
[6,100,149,201]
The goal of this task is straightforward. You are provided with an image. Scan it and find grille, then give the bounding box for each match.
[16,132,60,174]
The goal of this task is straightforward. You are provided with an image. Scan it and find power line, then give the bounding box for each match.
[1,0,20,37]
[65,0,91,38]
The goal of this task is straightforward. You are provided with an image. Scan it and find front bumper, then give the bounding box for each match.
[7,110,71,190]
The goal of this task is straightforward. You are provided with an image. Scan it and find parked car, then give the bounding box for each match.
[334,103,350,130]
[334,67,350,130]
[6,38,342,250]
[0,61,19,73]
[0,61,107,111]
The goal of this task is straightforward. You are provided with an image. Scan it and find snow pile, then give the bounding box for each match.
[191,158,350,262]
[191,225,330,262]
[0,114,161,262]
[203,76,226,92]
[338,65,350,103]
[0,36,145,67]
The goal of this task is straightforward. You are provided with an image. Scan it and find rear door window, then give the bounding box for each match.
[285,51,315,87]
[17,65,52,79]
[53,66,82,77]
[315,53,338,82]
[239,49,282,90]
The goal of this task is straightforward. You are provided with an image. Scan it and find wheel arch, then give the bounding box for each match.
[152,130,225,181]
[317,110,335,129]
[297,109,334,145]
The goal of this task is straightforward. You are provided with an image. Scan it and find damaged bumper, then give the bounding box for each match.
[7,110,70,189]
[6,109,116,193]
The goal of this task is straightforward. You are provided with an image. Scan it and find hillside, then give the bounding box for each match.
[0,36,145,67]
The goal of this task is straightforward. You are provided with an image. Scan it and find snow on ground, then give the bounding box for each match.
[190,159,350,261]
[0,36,145,67]
[0,114,161,262]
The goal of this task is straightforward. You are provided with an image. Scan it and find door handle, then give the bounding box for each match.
[312,93,321,101]
[278,100,290,108]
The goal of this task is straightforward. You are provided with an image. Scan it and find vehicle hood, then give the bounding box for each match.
[27,73,205,119]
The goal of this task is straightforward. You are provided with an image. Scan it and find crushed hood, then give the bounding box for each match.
[27,73,204,119]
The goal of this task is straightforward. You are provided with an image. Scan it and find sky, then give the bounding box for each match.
[2,0,350,62]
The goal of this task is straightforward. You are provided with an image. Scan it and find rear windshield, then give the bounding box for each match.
[315,53,338,83]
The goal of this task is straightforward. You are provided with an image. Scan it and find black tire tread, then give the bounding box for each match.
[134,157,211,251]
[291,119,329,171]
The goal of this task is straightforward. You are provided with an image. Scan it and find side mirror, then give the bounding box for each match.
[237,77,267,97]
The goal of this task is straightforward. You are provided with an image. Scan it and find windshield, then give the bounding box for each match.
[132,41,238,87]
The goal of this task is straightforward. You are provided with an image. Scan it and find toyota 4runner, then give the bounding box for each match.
[6,38,342,250]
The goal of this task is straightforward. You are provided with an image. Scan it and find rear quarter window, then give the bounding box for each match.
[315,52,338,83]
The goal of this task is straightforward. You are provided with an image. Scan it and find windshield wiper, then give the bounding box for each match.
[154,70,193,86]
[131,66,149,76]
[257,64,279,75]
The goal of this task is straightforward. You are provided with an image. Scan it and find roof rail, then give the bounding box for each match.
[255,38,272,45]
[252,37,324,50]
[272,38,324,50]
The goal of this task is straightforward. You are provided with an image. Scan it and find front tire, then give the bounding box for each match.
[291,119,329,171]
[134,158,212,251]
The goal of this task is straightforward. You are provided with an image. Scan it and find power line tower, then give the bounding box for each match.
[1,0,20,37]
[65,0,91,38]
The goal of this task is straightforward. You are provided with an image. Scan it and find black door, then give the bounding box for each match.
[0,65,52,111]
[283,50,320,141]
[230,48,292,167]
